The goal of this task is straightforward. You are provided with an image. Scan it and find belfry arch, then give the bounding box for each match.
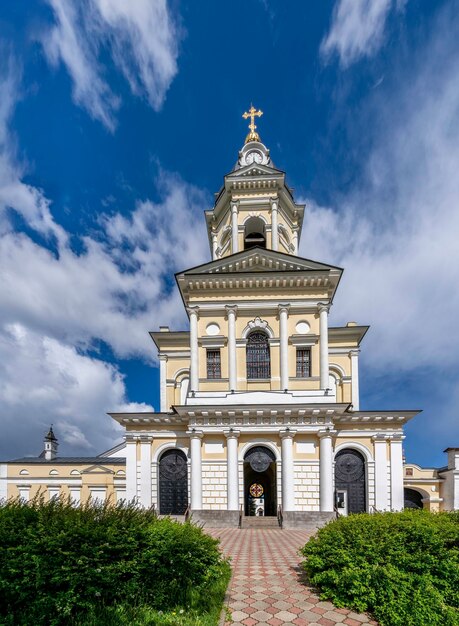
[244,216,266,250]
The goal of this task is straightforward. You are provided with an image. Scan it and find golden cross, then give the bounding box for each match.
[242,105,263,135]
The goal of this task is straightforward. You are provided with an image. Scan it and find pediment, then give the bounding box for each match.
[228,163,283,178]
[180,248,342,277]
[81,465,114,475]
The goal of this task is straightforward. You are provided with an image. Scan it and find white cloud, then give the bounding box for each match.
[303,2,459,378]
[0,323,153,458]
[0,53,65,240]
[43,0,180,129]
[0,52,207,457]
[320,0,405,67]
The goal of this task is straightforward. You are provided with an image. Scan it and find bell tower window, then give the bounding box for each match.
[244,217,266,250]
[246,331,270,379]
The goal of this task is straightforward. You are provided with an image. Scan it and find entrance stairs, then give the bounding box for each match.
[240,515,280,529]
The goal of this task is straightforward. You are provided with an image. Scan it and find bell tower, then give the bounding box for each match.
[205,106,305,259]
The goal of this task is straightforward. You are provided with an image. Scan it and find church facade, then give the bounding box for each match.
[1,109,458,523]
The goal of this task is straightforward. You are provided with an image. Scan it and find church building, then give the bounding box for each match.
[1,108,458,524]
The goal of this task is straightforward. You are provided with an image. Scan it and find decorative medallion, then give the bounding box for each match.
[249,483,264,498]
[245,446,276,472]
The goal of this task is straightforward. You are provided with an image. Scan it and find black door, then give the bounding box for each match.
[404,488,423,509]
[159,449,188,515]
[335,449,366,514]
[243,446,277,516]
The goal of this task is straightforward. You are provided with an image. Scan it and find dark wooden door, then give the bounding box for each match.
[159,449,188,515]
[335,449,366,514]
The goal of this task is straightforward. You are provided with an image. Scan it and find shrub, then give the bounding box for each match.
[0,497,230,626]
[301,509,459,626]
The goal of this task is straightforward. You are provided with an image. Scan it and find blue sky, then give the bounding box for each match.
[0,0,458,467]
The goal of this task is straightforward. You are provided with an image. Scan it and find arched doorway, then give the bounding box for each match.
[244,446,277,516]
[158,449,188,515]
[404,488,424,509]
[335,448,366,514]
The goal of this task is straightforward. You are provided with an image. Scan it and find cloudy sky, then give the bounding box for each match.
[0,0,458,466]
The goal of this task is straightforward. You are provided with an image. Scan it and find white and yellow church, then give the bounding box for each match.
[1,108,458,526]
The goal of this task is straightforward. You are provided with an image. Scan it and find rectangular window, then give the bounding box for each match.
[296,348,311,377]
[206,349,221,379]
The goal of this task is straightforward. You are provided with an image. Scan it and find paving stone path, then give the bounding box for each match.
[207,528,378,626]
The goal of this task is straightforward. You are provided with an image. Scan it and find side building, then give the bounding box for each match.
[1,111,458,523]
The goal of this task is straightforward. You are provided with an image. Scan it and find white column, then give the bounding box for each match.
[231,201,239,254]
[390,435,405,511]
[226,305,237,391]
[189,430,203,510]
[159,354,167,412]
[125,437,138,503]
[373,435,389,511]
[319,429,335,512]
[279,304,290,390]
[225,429,240,511]
[139,437,152,508]
[280,429,296,511]
[188,307,199,392]
[350,349,360,410]
[271,197,279,251]
[212,231,218,260]
[318,304,330,390]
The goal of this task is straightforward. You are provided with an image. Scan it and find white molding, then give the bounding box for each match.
[152,441,189,463]
[241,317,275,339]
[239,440,280,461]
[334,441,374,462]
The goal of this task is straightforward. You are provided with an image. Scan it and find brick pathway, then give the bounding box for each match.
[207,528,377,626]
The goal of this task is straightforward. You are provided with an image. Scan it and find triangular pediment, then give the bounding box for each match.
[81,465,114,475]
[227,163,284,178]
[179,248,342,277]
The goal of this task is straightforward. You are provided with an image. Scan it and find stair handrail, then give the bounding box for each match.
[238,504,243,529]
[184,505,191,522]
[277,504,283,528]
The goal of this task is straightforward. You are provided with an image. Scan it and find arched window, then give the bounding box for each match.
[246,331,270,379]
[244,217,266,250]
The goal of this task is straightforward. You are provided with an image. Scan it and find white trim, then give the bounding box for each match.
[334,441,374,462]
[241,317,275,339]
[153,442,189,463]
[239,440,280,462]
[329,363,346,379]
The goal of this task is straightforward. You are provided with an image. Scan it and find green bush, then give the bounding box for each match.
[0,497,230,626]
[301,509,459,626]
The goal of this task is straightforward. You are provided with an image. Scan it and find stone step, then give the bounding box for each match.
[240,516,280,529]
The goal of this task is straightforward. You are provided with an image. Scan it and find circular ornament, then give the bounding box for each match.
[295,321,310,334]
[206,323,220,336]
[249,483,264,498]
[249,450,271,472]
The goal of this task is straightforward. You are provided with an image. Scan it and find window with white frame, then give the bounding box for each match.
[206,349,221,379]
[296,347,311,377]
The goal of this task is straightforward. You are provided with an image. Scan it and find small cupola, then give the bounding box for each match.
[43,426,58,461]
